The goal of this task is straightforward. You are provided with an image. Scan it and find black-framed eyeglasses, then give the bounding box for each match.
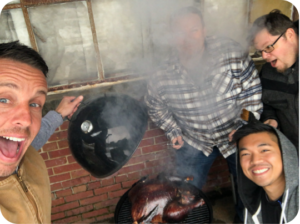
[254,31,286,57]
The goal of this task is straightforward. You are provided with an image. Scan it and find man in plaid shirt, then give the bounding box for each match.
[144,6,262,222]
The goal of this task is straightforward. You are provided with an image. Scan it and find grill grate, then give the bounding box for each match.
[115,181,213,223]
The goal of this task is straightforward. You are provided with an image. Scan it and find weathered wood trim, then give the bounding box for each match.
[2,4,22,10]
[87,0,104,80]
[21,4,38,51]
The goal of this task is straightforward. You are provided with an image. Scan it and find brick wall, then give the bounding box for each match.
[39,119,232,223]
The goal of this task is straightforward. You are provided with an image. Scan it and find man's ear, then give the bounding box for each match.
[285,28,296,42]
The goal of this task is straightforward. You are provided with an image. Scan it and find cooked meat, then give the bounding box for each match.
[128,175,205,223]
[163,198,205,223]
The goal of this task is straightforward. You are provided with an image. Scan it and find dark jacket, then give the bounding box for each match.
[259,59,299,150]
[237,128,299,224]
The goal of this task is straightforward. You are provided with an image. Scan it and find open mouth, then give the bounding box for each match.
[270,59,277,67]
[0,136,25,160]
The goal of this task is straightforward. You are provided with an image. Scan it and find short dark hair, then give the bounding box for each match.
[248,9,297,45]
[232,123,279,150]
[0,41,48,77]
[171,6,204,27]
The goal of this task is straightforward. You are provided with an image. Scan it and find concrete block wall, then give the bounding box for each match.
[38,119,232,223]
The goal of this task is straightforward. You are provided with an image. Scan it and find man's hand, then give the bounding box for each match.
[55,95,84,120]
[228,130,236,142]
[171,136,184,150]
[264,119,278,128]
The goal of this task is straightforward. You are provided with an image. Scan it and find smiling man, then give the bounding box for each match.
[0,41,51,223]
[233,123,298,224]
[249,10,299,151]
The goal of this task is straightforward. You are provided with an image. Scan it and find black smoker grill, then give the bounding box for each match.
[114,177,213,223]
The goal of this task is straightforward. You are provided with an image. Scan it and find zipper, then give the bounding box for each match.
[16,168,42,224]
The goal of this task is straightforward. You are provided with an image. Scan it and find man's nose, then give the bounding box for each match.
[250,153,262,164]
[261,51,270,60]
[13,104,32,127]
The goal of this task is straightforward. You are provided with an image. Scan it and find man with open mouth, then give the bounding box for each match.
[233,122,298,224]
[249,10,299,152]
[0,41,51,223]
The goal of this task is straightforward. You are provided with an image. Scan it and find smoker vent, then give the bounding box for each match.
[114,181,213,223]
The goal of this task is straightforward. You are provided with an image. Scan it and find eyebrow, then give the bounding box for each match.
[0,82,18,89]
[239,143,272,152]
[0,82,47,96]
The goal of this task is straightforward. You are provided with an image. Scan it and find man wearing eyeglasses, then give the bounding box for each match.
[249,10,299,151]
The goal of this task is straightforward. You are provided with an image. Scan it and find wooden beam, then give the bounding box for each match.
[22,0,84,7]
[87,0,104,80]
[21,4,38,51]
[2,4,21,10]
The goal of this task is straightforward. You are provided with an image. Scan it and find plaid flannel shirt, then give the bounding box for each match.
[144,36,263,158]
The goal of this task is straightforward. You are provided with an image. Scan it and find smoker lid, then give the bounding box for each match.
[68,94,148,178]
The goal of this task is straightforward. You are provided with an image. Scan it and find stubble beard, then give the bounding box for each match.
[0,165,16,177]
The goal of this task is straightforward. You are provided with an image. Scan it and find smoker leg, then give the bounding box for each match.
[230,174,237,204]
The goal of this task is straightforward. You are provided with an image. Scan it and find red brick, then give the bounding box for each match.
[52,197,65,207]
[42,142,58,151]
[96,213,114,222]
[155,150,174,159]
[67,155,76,163]
[82,208,109,219]
[143,129,165,138]
[109,205,116,212]
[80,194,108,206]
[53,215,81,223]
[50,173,71,183]
[51,212,65,221]
[56,189,73,198]
[90,176,100,181]
[145,158,165,168]
[40,152,48,160]
[51,193,56,200]
[108,189,127,198]
[138,138,154,147]
[122,180,139,188]
[75,218,95,224]
[128,171,140,180]
[49,148,72,159]
[115,175,127,183]
[48,130,68,141]
[88,181,101,190]
[132,148,142,157]
[51,183,62,191]
[65,190,94,202]
[142,144,166,154]
[48,168,54,176]
[141,168,153,176]
[45,157,67,168]
[94,198,119,209]
[72,185,87,194]
[52,201,79,213]
[94,184,121,195]
[118,163,145,174]
[71,169,90,179]
[101,177,114,186]
[155,135,168,144]
[61,176,91,188]
[53,163,82,174]
[60,121,70,130]
[127,154,156,165]
[65,204,93,217]
[57,139,69,149]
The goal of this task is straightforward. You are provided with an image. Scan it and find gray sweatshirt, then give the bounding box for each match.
[31,111,63,150]
[236,128,299,224]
